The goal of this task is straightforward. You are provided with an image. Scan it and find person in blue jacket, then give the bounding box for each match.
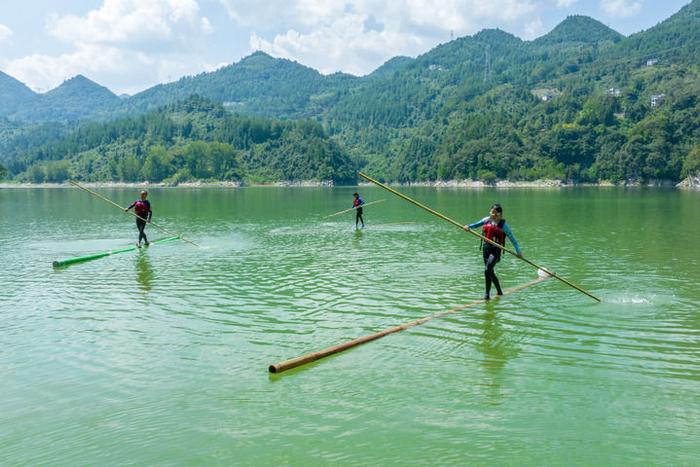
[466,203,522,300]
[352,192,365,228]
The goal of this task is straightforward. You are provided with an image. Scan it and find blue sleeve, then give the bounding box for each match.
[503,222,521,254]
[126,201,136,210]
[468,216,489,229]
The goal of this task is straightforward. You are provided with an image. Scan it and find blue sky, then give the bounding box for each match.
[0,0,691,95]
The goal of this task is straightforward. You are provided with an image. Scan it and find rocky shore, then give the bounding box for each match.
[677,175,700,189]
[0,178,694,189]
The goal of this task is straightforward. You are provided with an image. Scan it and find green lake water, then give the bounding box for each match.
[1,186,699,465]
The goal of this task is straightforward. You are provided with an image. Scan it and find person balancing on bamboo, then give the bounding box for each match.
[352,192,365,228]
[125,190,152,247]
[466,203,522,300]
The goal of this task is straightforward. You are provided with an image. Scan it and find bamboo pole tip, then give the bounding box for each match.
[268,364,279,373]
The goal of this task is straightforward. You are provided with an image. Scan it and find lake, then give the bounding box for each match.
[1,186,699,465]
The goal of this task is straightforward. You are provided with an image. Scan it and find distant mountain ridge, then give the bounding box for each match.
[2,1,700,184]
[0,5,694,124]
[0,12,640,124]
[0,74,119,122]
[0,71,37,116]
[533,15,623,46]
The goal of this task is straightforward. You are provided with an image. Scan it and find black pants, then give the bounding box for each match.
[483,247,502,296]
[355,207,364,227]
[136,218,148,244]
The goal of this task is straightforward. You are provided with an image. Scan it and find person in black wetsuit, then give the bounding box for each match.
[125,190,152,247]
[353,192,365,229]
[466,204,522,300]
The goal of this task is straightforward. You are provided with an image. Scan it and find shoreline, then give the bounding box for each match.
[0,177,695,189]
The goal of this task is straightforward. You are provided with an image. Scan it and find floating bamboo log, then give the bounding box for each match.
[269,274,550,373]
[358,171,600,302]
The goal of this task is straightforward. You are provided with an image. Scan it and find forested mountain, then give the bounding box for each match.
[0,75,120,123]
[1,1,700,184]
[533,15,623,46]
[0,71,37,117]
[124,52,357,119]
[2,96,355,184]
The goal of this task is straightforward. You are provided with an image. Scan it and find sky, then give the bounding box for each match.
[0,0,692,95]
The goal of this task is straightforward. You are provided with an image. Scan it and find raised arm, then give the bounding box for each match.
[466,216,489,230]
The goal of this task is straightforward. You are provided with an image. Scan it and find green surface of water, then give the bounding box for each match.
[1,186,699,465]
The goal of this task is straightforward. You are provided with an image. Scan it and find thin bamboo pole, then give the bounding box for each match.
[325,199,386,218]
[69,180,200,247]
[358,172,600,302]
[269,274,550,374]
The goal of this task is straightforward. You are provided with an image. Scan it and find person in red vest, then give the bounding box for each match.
[466,203,522,300]
[125,190,152,247]
[352,192,365,228]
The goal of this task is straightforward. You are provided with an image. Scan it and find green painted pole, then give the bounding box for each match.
[53,236,179,268]
[358,171,601,303]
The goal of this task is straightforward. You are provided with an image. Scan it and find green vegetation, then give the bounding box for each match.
[5,96,356,184]
[2,2,700,184]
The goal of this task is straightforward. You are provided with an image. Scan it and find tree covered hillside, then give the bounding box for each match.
[2,1,700,184]
[329,7,700,183]
[3,96,356,184]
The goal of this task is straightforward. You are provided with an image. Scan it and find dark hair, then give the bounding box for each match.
[490,203,502,213]
[353,192,359,196]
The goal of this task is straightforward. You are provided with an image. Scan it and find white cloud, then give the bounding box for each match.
[5,0,213,94]
[0,23,12,41]
[523,18,544,39]
[201,17,213,34]
[5,43,206,94]
[244,0,537,75]
[600,0,642,18]
[48,0,208,48]
[218,0,285,27]
[251,13,425,76]
[555,0,577,7]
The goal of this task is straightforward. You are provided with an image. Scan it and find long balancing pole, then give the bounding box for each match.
[69,180,200,247]
[325,199,386,218]
[358,172,600,302]
[269,274,550,374]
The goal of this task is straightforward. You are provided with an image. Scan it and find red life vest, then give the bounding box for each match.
[134,200,151,218]
[482,219,506,246]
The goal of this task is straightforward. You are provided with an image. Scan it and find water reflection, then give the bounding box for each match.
[136,251,154,292]
[353,228,364,244]
[477,305,510,401]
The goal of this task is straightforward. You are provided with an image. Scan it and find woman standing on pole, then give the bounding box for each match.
[466,203,522,300]
[125,190,152,247]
